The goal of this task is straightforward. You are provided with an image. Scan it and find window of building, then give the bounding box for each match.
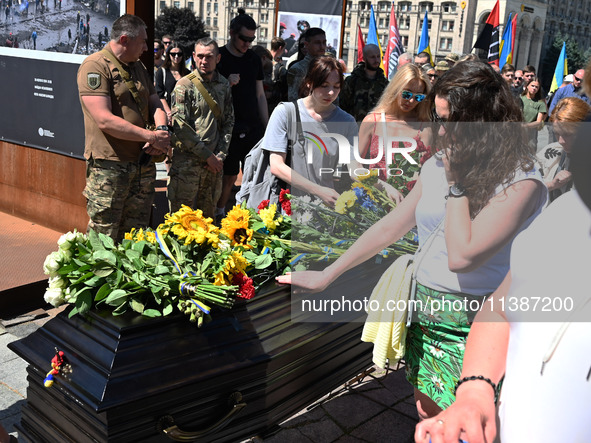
[401,35,409,46]
[261,13,268,23]
[439,37,453,50]
[214,2,218,13]
[173,1,180,8]
[261,28,268,38]
[346,15,351,27]
[213,17,218,27]
[400,17,411,30]
[360,16,368,26]
[420,2,434,13]
[206,17,211,26]
[442,20,454,31]
[345,32,350,43]
[260,0,268,6]
[378,18,387,28]
[206,3,210,14]
[246,0,254,7]
[213,31,218,39]
[399,1,412,12]
[441,2,457,13]
[359,1,371,10]
[187,2,193,11]
[378,1,390,11]
[159,1,166,11]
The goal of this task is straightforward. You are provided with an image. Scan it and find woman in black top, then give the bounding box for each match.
[155,43,190,124]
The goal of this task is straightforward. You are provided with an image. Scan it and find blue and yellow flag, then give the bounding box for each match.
[499,13,517,68]
[367,5,385,71]
[417,11,432,66]
[550,42,568,94]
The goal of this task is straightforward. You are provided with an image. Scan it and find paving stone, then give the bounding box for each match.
[263,427,313,443]
[321,393,385,432]
[280,402,326,427]
[379,369,414,400]
[349,408,417,443]
[0,356,28,396]
[297,416,345,442]
[0,384,25,417]
[392,398,420,421]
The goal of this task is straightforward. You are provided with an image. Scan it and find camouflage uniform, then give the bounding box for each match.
[340,62,388,122]
[168,71,234,218]
[77,45,158,242]
[287,54,312,101]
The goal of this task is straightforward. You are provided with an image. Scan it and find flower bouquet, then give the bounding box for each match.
[43,203,292,326]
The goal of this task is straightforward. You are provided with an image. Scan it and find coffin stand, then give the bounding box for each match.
[9,263,387,442]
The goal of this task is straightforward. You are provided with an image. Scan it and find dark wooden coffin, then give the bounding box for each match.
[8,260,390,443]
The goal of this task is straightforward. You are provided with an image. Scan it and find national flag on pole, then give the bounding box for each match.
[550,42,568,94]
[367,5,385,71]
[499,13,517,68]
[473,0,500,65]
[417,11,432,66]
[384,2,405,79]
[357,23,365,63]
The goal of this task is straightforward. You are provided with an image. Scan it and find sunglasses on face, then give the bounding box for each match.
[401,90,426,102]
[514,76,523,81]
[162,41,171,45]
[428,73,438,79]
[170,52,183,58]
[237,33,255,43]
[433,111,448,129]
[574,76,582,82]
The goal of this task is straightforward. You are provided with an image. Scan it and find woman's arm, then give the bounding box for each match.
[269,152,339,206]
[415,272,511,443]
[444,177,544,273]
[276,176,421,291]
[524,111,546,130]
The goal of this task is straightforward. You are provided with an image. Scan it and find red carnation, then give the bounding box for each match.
[257,200,270,212]
[420,151,432,165]
[281,199,292,216]
[279,188,291,204]
[406,180,417,192]
[232,273,255,300]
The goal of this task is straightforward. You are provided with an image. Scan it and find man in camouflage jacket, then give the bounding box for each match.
[340,44,388,122]
[168,38,234,218]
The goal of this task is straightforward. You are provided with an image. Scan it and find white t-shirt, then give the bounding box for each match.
[499,190,591,442]
[262,99,358,189]
[414,156,547,295]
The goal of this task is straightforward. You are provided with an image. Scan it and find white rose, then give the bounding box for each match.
[64,287,74,302]
[48,275,67,289]
[44,287,65,307]
[43,251,62,275]
[75,231,87,244]
[57,233,73,250]
[60,248,73,262]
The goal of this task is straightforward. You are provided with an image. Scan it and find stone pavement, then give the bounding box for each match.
[1,307,418,443]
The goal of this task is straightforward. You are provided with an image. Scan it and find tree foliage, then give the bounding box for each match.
[155,7,207,55]
[540,33,590,92]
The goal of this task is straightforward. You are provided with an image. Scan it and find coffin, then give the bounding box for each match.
[8,260,390,442]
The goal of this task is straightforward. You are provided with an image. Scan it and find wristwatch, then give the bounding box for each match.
[156,125,170,132]
[446,183,466,199]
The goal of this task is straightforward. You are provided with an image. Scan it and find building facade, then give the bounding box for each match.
[155,0,587,73]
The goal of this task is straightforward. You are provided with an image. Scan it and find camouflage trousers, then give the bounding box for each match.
[167,152,222,219]
[83,157,156,242]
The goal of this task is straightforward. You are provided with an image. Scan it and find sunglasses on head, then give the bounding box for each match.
[238,33,255,43]
[401,90,426,102]
[170,52,183,58]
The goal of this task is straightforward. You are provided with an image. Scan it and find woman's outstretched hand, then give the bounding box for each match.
[414,390,497,443]
[276,270,334,294]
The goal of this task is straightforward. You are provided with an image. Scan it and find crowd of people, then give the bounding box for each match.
[72,10,591,443]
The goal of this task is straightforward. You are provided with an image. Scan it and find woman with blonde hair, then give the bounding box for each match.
[357,63,432,201]
[537,96,591,201]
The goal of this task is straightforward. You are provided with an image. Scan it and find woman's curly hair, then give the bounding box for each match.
[430,60,534,217]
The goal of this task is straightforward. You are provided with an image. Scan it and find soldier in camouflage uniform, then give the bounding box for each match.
[77,14,170,241]
[340,44,389,122]
[168,38,234,218]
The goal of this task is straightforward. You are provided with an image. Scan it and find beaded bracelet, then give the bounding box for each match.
[454,375,497,396]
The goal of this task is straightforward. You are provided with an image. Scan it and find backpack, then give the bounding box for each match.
[236,101,304,210]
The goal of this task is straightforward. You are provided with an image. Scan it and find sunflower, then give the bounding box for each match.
[162,205,219,246]
[220,206,254,249]
[224,250,249,275]
[124,227,157,244]
[335,190,357,214]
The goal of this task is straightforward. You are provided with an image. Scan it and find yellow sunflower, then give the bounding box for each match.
[335,190,357,214]
[214,270,230,286]
[220,205,254,249]
[225,250,249,275]
[163,205,219,246]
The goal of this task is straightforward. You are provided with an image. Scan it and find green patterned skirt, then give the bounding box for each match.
[404,282,487,410]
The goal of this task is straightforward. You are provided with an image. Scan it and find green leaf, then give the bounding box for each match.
[143,309,162,318]
[154,264,169,275]
[105,289,128,306]
[93,262,114,277]
[130,299,145,314]
[145,252,159,267]
[68,307,79,318]
[132,241,147,254]
[274,248,285,259]
[76,289,93,315]
[125,249,141,261]
[95,283,112,302]
[254,254,273,269]
[85,275,105,287]
[71,271,95,285]
[88,229,104,251]
[162,300,174,316]
[112,302,128,315]
[252,221,266,232]
[93,250,117,266]
[242,251,258,261]
[98,232,115,250]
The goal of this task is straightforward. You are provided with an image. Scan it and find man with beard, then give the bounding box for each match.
[548,68,590,117]
[340,44,388,122]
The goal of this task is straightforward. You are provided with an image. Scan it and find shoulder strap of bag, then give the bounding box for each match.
[187,71,223,121]
[101,48,148,124]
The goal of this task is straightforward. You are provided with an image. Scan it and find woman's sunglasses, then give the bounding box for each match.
[170,52,183,58]
[401,90,426,102]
